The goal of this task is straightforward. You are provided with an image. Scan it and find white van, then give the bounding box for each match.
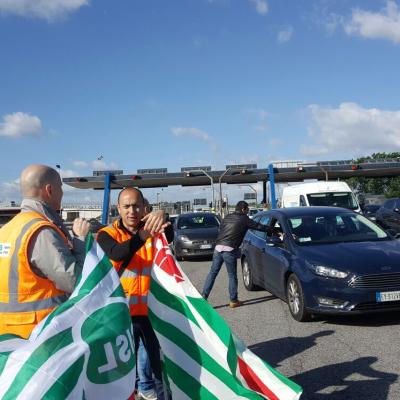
[281,181,361,212]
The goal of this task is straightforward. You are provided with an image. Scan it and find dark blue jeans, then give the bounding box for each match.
[202,249,239,301]
[132,316,165,400]
[137,336,155,393]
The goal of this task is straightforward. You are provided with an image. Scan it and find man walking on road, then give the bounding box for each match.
[202,201,277,308]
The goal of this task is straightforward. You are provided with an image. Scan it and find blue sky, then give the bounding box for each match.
[1,0,400,205]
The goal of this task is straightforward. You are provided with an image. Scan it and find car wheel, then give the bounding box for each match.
[242,257,258,291]
[286,274,310,322]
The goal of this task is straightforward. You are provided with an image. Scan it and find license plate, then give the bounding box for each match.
[200,244,212,249]
[376,290,400,302]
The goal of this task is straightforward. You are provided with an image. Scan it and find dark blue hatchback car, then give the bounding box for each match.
[241,207,400,321]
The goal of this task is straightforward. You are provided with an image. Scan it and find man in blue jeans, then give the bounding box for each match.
[202,201,277,307]
[137,337,156,400]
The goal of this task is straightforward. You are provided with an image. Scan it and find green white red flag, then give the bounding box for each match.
[148,234,303,400]
[0,232,303,400]
[0,235,136,399]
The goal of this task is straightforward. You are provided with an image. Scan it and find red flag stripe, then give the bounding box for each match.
[237,356,280,400]
[154,235,184,283]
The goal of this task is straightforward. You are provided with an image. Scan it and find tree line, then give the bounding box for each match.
[345,152,400,199]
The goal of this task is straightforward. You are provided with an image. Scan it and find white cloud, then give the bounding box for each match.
[247,108,269,120]
[0,0,89,22]
[248,0,268,15]
[344,0,400,44]
[301,102,400,157]
[72,160,89,169]
[0,112,42,138]
[59,169,79,179]
[0,179,20,202]
[92,159,119,171]
[71,159,118,172]
[171,127,218,151]
[277,25,294,43]
[323,13,344,36]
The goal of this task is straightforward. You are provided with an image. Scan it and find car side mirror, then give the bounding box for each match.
[266,236,283,246]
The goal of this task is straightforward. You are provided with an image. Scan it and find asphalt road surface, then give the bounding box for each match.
[180,257,400,400]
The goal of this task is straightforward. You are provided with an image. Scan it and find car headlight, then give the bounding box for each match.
[178,235,191,243]
[310,264,349,279]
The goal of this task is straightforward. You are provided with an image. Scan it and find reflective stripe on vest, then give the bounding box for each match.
[98,221,154,316]
[120,267,151,279]
[128,295,148,305]
[1,216,68,313]
[0,294,69,312]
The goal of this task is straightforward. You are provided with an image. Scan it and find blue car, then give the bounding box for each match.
[241,207,400,321]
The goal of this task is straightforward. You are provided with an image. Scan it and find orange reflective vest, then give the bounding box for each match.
[98,220,154,316]
[0,211,69,338]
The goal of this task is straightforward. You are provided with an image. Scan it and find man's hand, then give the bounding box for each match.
[72,217,91,237]
[141,210,166,235]
[271,227,283,238]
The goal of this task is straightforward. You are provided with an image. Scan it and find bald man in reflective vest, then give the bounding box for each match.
[0,164,90,338]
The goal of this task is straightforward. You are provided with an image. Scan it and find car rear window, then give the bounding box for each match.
[177,215,220,229]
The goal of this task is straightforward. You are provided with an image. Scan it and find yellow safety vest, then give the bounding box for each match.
[98,220,154,316]
[0,211,69,338]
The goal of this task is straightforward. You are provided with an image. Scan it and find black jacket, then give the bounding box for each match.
[216,211,274,249]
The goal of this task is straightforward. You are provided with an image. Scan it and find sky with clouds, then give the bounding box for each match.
[1,0,400,205]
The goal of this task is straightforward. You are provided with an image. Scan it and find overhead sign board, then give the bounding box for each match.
[225,164,257,170]
[137,168,168,174]
[93,170,123,176]
[181,166,212,172]
[193,198,207,206]
[244,193,256,200]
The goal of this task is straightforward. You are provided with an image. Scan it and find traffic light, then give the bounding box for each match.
[351,164,360,171]
[296,166,305,173]
[131,175,142,180]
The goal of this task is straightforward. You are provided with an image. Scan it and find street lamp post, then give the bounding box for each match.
[317,162,329,181]
[218,168,232,216]
[238,184,258,206]
[156,192,160,209]
[184,169,215,211]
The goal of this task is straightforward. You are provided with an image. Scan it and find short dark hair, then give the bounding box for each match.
[235,201,249,212]
[117,187,144,204]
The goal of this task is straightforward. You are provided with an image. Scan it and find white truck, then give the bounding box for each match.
[281,181,361,212]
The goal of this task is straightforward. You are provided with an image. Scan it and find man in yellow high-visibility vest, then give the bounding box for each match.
[0,164,90,338]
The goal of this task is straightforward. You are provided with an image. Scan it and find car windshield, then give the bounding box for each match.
[288,211,389,245]
[177,215,220,229]
[248,209,259,216]
[307,192,358,210]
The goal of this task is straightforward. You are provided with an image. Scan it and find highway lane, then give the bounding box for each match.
[180,257,400,400]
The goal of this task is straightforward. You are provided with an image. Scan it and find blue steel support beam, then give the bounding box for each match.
[101,172,111,225]
[268,163,277,209]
